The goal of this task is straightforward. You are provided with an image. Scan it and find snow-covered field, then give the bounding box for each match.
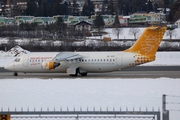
[91,27,180,40]
[0,78,180,120]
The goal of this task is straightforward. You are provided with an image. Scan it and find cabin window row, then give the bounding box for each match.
[67,59,116,62]
[30,60,44,62]
[29,59,116,62]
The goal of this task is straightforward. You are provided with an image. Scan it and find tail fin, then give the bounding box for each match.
[125,26,167,60]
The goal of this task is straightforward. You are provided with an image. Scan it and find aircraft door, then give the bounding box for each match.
[116,54,123,66]
[23,55,28,67]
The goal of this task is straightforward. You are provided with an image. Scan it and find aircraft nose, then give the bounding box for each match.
[4,63,14,71]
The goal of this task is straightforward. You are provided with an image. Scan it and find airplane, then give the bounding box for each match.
[4,26,167,77]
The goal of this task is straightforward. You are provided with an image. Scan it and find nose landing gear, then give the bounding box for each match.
[13,72,18,76]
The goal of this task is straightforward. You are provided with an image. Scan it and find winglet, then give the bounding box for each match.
[124,26,167,60]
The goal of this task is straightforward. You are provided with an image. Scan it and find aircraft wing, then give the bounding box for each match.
[53,52,82,61]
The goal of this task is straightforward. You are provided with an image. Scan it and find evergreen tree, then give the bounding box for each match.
[147,0,153,13]
[81,3,89,16]
[168,0,180,22]
[107,0,115,15]
[93,14,105,33]
[35,1,44,16]
[55,17,66,31]
[52,0,60,16]
[113,15,122,40]
[72,0,80,16]
[25,0,37,16]
[113,15,120,27]
[63,1,69,15]
[81,0,94,16]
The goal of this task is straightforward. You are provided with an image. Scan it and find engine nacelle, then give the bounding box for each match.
[41,61,60,70]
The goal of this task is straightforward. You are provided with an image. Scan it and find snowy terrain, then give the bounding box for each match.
[91,27,180,40]
[0,78,180,120]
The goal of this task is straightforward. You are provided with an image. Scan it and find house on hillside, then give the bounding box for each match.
[119,16,129,26]
[0,17,14,26]
[102,15,115,27]
[0,17,6,26]
[66,16,89,26]
[74,21,93,37]
[33,17,55,25]
[14,16,34,25]
[74,21,92,31]
[147,12,166,25]
[5,17,14,25]
[129,12,148,26]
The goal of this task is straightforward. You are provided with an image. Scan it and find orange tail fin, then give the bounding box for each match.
[125,26,167,60]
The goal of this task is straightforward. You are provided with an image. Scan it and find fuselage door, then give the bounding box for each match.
[23,55,28,67]
[116,54,122,66]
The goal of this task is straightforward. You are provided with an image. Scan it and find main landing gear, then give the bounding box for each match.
[13,72,18,76]
[69,68,88,77]
[80,73,87,76]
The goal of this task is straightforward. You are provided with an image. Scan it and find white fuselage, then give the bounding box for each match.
[8,51,140,73]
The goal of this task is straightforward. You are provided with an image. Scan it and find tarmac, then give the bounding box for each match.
[0,66,180,79]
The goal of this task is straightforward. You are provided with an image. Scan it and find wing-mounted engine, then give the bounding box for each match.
[41,61,60,70]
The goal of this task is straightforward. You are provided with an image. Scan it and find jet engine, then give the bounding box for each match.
[41,61,60,70]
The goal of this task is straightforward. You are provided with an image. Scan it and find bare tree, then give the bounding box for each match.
[112,28,123,40]
[129,27,140,40]
[166,29,176,40]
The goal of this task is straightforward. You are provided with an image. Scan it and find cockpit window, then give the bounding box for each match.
[14,58,20,62]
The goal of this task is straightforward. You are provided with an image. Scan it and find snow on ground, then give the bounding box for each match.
[0,78,180,120]
[90,27,180,40]
[142,52,180,66]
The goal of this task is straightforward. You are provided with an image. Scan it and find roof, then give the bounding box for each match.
[74,21,92,26]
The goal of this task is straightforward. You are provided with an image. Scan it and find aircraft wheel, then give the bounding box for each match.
[80,73,87,76]
[13,72,18,76]
[69,68,79,77]
[70,74,77,77]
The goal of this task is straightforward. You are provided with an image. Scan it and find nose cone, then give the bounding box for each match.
[4,63,14,71]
